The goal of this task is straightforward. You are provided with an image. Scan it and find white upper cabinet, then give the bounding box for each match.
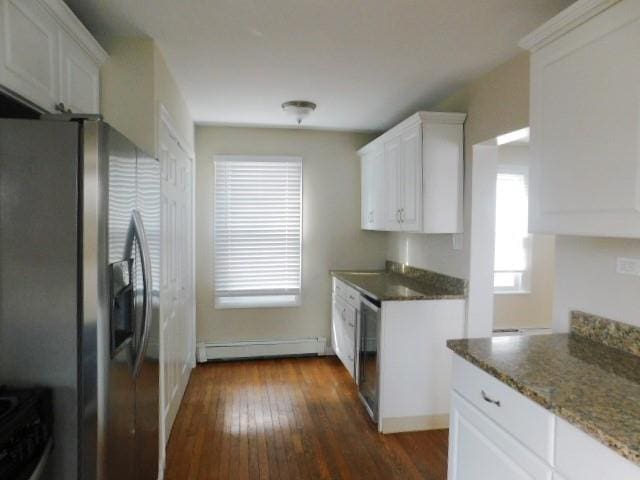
[521,0,640,238]
[358,111,466,234]
[0,0,107,114]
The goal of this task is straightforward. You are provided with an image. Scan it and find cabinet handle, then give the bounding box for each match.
[396,209,401,223]
[481,390,501,407]
[55,102,72,114]
[400,208,405,223]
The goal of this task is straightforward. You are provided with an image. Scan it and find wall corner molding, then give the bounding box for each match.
[518,0,620,52]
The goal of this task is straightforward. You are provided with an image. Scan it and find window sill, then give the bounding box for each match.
[215,295,301,310]
[494,290,531,296]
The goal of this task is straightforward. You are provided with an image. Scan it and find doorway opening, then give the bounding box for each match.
[467,128,555,338]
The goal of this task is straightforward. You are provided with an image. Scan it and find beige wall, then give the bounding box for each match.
[493,145,554,329]
[387,53,530,280]
[195,126,387,344]
[387,50,640,332]
[100,37,194,155]
[153,47,195,151]
[100,37,156,154]
[494,232,555,329]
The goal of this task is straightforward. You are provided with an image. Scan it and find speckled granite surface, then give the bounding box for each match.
[572,310,640,357]
[447,313,640,466]
[331,261,466,301]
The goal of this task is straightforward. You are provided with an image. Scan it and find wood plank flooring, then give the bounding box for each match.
[165,356,449,480]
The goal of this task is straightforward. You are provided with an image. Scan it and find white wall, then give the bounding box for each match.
[553,237,640,331]
[195,126,387,345]
[100,37,195,154]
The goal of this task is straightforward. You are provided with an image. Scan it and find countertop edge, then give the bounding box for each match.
[331,271,466,302]
[447,342,640,467]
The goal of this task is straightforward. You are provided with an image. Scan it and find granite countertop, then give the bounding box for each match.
[447,311,640,466]
[331,261,467,302]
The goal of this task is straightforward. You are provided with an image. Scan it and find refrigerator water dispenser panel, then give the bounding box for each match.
[109,259,134,357]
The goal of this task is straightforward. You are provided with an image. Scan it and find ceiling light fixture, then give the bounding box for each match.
[282,100,316,125]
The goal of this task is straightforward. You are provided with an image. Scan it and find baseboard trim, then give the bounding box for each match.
[381,414,449,433]
[197,337,327,362]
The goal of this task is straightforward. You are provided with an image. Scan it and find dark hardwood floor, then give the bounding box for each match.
[165,356,449,480]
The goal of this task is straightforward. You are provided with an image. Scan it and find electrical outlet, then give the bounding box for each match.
[616,257,640,276]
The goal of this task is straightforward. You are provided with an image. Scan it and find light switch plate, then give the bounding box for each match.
[452,233,463,251]
[616,257,640,276]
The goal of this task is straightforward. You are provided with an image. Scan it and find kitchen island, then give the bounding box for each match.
[447,311,640,479]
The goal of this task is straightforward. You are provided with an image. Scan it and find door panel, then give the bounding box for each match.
[384,136,402,230]
[0,119,80,479]
[134,150,161,480]
[105,127,138,480]
[448,392,552,480]
[59,28,99,114]
[400,125,422,231]
[0,0,59,110]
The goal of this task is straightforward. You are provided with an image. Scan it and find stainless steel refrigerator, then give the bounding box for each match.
[0,118,160,479]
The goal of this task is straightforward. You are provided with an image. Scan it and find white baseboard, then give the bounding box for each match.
[380,413,449,433]
[197,337,327,362]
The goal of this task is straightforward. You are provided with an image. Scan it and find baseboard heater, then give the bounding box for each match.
[197,337,327,362]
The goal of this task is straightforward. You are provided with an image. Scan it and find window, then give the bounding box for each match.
[214,155,302,308]
[494,165,530,293]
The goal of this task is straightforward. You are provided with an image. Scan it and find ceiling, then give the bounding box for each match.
[63,0,574,132]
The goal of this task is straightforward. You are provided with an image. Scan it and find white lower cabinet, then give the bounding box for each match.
[332,276,466,433]
[331,279,358,379]
[450,355,640,480]
[448,392,552,480]
[554,417,640,480]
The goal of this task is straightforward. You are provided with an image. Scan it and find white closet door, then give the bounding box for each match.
[158,112,194,452]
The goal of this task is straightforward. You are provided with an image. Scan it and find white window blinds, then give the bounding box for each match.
[494,165,530,293]
[214,155,302,308]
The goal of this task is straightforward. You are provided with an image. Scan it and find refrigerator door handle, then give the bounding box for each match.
[128,209,153,378]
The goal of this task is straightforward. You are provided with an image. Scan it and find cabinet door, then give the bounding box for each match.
[555,417,640,480]
[361,153,375,230]
[0,0,59,111]
[399,124,422,231]
[370,148,385,230]
[331,295,343,356]
[448,392,552,480]
[383,136,402,231]
[529,1,640,237]
[59,29,100,114]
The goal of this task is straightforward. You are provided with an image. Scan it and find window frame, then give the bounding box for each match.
[212,155,303,310]
[493,163,532,295]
